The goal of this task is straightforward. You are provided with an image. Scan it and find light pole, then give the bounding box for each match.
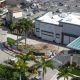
[70,54,73,65]
[57,43,59,53]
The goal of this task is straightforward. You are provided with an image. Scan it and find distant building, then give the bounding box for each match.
[6,7,23,24]
[0,0,8,21]
[0,0,6,8]
[34,12,80,45]
[24,0,51,3]
[5,0,23,5]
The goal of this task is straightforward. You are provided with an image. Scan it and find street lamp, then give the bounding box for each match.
[16,23,19,49]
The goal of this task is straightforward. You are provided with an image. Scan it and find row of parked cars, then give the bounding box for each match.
[3,42,22,54]
[3,42,56,59]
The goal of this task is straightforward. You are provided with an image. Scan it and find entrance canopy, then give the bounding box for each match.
[67,37,80,50]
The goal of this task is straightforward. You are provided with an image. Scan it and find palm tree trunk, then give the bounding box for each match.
[42,72,44,80]
[20,72,21,80]
[17,30,19,49]
[25,31,27,48]
[64,77,65,80]
[64,77,68,80]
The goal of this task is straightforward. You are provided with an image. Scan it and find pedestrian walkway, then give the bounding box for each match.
[44,68,72,80]
[44,69,59,80]
[0,49,14,64]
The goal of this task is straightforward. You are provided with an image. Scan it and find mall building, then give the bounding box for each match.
[34,12,80,45]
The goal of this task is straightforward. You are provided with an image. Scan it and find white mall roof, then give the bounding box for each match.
[37,12,80,26]
[37,12,67,25]
[61,12,80,25]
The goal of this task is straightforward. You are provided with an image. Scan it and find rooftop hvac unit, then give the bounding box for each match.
[59,13,68,18]
[48,12,53,18]
[66,18,72,22]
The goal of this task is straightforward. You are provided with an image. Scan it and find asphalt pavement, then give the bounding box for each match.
[0,27,14,64]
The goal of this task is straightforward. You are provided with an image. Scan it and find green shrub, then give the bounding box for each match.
[0,64,19,80]
[7,37,15,45]
[59,63,80,76]
[0,22,4,27]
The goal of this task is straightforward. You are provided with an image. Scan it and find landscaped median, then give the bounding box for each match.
[58,62,80,80]
[68,67,80,77]
[3,37,23,54]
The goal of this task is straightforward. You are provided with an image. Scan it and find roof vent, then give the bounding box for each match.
[59,13,68,18]
[51,17,54,19]
[66,18,72,22]
[48,12,53,18]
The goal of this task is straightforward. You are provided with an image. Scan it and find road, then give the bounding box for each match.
[0,27,14,64]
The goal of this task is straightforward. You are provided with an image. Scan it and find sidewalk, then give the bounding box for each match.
[6,34,69,53]
[44,69,59,80]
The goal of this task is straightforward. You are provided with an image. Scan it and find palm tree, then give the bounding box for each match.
[12,57,29,80]
[19,18,33,48]
[16,50,34,62]
[16,23,23,48]
[10,22,19,47]
[13,49,38,80]
[57,67,70,80]
[10,22,23,48]
[34,58,54,80]
[10,22,16,33]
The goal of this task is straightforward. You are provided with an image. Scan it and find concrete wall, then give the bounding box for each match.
[40,22,55,41]
[55,26,62,43]
[35,20,62,43]
[35,20,41,37]
[62,23,80,36]
[5,0,22,5]
[61,22,80,44]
